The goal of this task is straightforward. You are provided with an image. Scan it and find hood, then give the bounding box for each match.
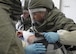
[28,0,54,9]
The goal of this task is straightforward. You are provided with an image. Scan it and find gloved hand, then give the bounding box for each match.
[43,32,59,43]
[25,43,46,54]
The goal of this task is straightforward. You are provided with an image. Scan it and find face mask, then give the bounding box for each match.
[29,8,47,22]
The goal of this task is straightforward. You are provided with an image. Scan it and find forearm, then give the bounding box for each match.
[57,30,76,46]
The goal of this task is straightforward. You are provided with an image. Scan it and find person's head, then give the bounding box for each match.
[23,0,55,23]
[22,10,29,20]
[27,0,55,23]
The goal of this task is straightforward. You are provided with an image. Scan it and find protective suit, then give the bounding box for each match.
[0,0,24,54]
[28,0,76,45]
[23,0,76,54]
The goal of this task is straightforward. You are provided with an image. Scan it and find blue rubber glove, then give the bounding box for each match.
[43,32,59,43]
[25,43,46,54]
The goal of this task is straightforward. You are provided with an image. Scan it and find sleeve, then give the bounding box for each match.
[53,8,76,31]
[0,0,24,54]
[52,8,76,46]
[57,30,76,46]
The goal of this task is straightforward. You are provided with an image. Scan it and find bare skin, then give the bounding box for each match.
[27,35,36,44]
